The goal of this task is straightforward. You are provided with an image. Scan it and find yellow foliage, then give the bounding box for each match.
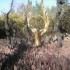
[10,13,24,25]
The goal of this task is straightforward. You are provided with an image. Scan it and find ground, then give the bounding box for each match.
[0,36,70,70]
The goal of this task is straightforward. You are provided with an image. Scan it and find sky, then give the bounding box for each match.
[0,0,57,14]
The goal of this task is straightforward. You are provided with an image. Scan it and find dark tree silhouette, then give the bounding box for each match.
[2,0,16,47]
[53,0,66,48]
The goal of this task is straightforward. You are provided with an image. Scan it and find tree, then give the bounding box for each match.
[25,0,50,47]
[2,0,14,45]
[59,4,70,33]
[34,1,43,16]
[17,3,24,17]
[53,0,66,47]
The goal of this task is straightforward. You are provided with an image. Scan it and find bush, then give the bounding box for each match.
[17,47,70,70]
[0,13,25,38]
[59,8,70,33]
[9,13,24,38]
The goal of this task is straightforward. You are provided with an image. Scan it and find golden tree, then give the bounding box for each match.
[25,0,50,47]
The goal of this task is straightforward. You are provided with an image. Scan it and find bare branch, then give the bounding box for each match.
[40,1,50,36]
[1,11,5,15]
[8,0,14,14]
[1,0,14,15]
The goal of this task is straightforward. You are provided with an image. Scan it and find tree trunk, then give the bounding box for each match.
[34,30,41,47]
[54,0,65,48]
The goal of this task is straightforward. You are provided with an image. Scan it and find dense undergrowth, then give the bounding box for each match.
[0,38,70,70]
